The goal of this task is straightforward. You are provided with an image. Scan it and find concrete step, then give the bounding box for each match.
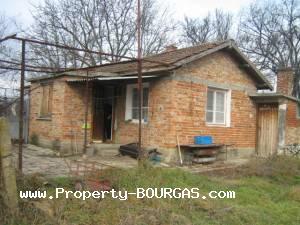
[92,143,121,150]
[92,143,120,157]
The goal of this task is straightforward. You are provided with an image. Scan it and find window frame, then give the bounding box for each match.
[39,83,53,118]
[125,83,150,123]
[205,87,231,127]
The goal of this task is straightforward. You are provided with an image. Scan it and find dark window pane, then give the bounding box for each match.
[132,108,138,120]
[143,88,149,107]
[132,88,138,108]
[206,90,214,111]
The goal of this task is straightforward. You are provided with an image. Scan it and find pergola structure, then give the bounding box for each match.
[0,0,165,172]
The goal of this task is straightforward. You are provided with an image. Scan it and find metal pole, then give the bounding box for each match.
[18,40,25,172]
[11,36,134,60]
[83,71,89,154]
[137,0,143,160]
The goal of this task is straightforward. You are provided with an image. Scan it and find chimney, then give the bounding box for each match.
[277,67,295,96]
[164,44,177,53]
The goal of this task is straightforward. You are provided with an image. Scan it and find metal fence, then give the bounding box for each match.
[0,95,29,144]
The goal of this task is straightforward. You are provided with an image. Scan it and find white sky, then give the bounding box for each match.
[1,0,256,26]
[0,0,262,89]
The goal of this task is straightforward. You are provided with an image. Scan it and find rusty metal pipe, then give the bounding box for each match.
[11,36,135,60]
[18,40,25,172]
[83,71,89,154]
[137,0,143,160]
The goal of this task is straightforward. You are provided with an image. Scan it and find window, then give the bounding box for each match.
[125,83,149,122]
[297,103,300,119]
[206,88,231,126]
[40,83,53,117]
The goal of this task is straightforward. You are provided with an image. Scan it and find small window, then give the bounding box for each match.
[125,83,149,122]
[297,103,300,119]
[206,88,230,126]
[40,84,53,117]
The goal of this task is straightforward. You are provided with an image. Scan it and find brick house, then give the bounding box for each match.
[28,40,300,161]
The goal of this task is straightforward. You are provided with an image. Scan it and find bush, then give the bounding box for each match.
[238,155,300,183]
[30,133,39,146]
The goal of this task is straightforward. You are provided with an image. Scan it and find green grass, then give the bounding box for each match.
[1,156,300,225]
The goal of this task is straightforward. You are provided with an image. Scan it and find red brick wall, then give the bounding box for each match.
[114,51,258,159]
[285,100,300,144]
[29,78,66,143]
[114,78,177,148]
[61,82,93,151]
[172,51,257,149]
[29,51,260,159]
[29,77,93,153]
[277,68,294,96]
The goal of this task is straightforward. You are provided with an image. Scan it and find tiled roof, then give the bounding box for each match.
[62,40,229,76]
[28,40,273,90]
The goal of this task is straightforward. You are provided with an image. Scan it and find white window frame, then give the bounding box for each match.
[125,83,149,123]
[205,87,231,127]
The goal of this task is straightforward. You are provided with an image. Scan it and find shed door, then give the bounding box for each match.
[257,104,279,157]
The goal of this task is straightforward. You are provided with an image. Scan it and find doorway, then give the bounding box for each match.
[92,86,114,142]
[257,104,279,157]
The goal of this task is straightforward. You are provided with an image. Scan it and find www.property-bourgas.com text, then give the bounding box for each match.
[20,188,236,201]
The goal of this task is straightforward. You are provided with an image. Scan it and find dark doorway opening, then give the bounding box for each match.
[92,86,114,142]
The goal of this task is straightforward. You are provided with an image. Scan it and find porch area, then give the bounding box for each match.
[12,144,247,178]
[66,75,159,150]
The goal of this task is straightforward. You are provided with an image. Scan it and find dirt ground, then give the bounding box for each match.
[11,144,248,177]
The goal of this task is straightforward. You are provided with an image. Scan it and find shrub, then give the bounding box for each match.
[30,133,39,146]
[238,155,300,184]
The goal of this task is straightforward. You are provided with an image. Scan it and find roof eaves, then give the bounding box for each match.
[27,73,64,82]
[229,44,273,90]
[250,93,300,103]
[92,66,176,77]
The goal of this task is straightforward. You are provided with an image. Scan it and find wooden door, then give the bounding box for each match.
[257,104,279,157]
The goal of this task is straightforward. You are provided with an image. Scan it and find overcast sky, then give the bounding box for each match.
[2,0,255,26]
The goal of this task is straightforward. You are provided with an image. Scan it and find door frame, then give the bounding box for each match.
[91,85,115,143]
[256,103,279,157]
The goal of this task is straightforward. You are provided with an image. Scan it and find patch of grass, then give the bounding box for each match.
[2,156,300,225]
[237,155,300,184]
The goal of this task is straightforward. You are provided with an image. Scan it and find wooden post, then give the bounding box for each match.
[176,134,183,166]
[0,118,19,214]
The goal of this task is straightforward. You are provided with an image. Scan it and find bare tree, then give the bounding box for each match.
[0,13,19,93]
[181,9,233,46]
[238,0,300,97]
[141,0,176,55]
[0,14,14,60]
[214,9,233,41]
[27,0,176,69]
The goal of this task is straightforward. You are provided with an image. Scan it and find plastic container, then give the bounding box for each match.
[194,136,213,145]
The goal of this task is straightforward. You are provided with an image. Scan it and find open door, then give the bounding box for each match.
[257,104,279,157]
[92,86,114,142]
